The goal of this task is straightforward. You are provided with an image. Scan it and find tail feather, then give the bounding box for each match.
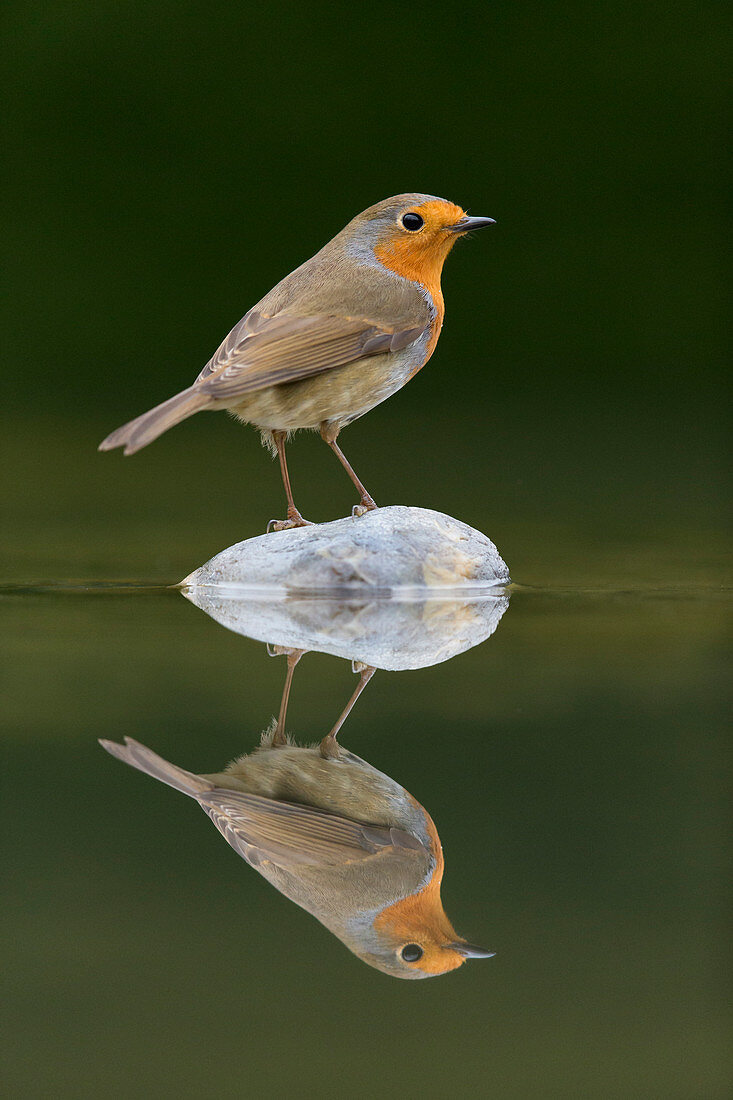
[98,387,209,455]
[99,737,213,798]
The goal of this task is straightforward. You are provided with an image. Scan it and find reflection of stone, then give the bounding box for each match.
[180,506,510,671]
[181,505,510,593]
[180,589,510,671]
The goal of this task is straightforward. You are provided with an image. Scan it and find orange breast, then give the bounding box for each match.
[373,797,461,975]
[374,199,464,379]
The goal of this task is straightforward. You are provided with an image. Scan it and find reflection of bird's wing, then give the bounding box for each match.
[198,787,428,872]
[193,310,425,399]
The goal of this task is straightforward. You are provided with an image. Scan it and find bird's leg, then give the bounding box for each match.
[267,645,306,746]
[267,431,314,532]
[320,663,376,759]
[320,425,378,517]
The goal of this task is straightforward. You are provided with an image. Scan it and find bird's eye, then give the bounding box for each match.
[401,213,424,232]
[400,943,424,962]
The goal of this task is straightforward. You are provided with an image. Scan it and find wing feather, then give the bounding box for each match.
[197,787,428,871]
[194,312,425,401]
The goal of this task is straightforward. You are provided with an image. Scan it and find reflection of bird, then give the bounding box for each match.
[100,657,493,978]
[99,194,494,528]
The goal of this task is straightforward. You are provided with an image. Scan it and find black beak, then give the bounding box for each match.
[451,943,496,959]
[447,215,496,233]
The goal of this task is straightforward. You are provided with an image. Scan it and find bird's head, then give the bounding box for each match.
[343,193,495,295]
[338,810,494,980]
[355,869,494,979]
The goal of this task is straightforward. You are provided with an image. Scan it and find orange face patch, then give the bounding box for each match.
[373,798,466,976]
[374,199,465,306]
[374,199,465,373]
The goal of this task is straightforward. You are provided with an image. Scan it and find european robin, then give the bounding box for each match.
[99,655,493,979]
[99,194,494,528]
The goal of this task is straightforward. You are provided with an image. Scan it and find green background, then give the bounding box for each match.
[2,0,727,585]
[2,1,729,1097]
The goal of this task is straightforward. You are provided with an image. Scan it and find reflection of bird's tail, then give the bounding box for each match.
[99,737,213,798]
[98,387,209,455]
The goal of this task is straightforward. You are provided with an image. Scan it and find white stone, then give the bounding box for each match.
[181,505,510,594]
[180,506,510,670]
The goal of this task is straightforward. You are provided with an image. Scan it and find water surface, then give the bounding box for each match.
[3,546,728,1096]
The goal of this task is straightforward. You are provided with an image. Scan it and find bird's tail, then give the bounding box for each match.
[98,387,209,455]
[99,737,214,798]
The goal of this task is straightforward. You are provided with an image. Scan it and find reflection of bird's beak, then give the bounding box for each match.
[447,216,496,233]
[452,942,496,958]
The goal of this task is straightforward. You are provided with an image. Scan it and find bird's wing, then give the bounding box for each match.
[193,310,425,400]
[197,787,428,872]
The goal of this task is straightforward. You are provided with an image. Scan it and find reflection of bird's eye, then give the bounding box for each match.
[401,213,424,231]
[401,943,424,962]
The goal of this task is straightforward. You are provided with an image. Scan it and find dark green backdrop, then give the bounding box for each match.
[2,3,729,1098]
[3,0,727,584]
[3,0,727,410]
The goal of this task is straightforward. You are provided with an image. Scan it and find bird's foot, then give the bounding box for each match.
[267,644,305,659]
[351,497,378,518]
[267,512,314,533]
[319,734,341,760]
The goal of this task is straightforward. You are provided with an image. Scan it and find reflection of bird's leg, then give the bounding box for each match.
[269,647,306,746]
[320,664,376,758]
[320,424,378,516]
[268,431,314,532]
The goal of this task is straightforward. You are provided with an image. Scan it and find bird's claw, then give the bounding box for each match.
[267,514,315,533]
[351,499,378,518]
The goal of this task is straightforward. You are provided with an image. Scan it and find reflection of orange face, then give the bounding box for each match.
[374,199,466,303]
[373,799,467,977]
[374,896,467,976]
